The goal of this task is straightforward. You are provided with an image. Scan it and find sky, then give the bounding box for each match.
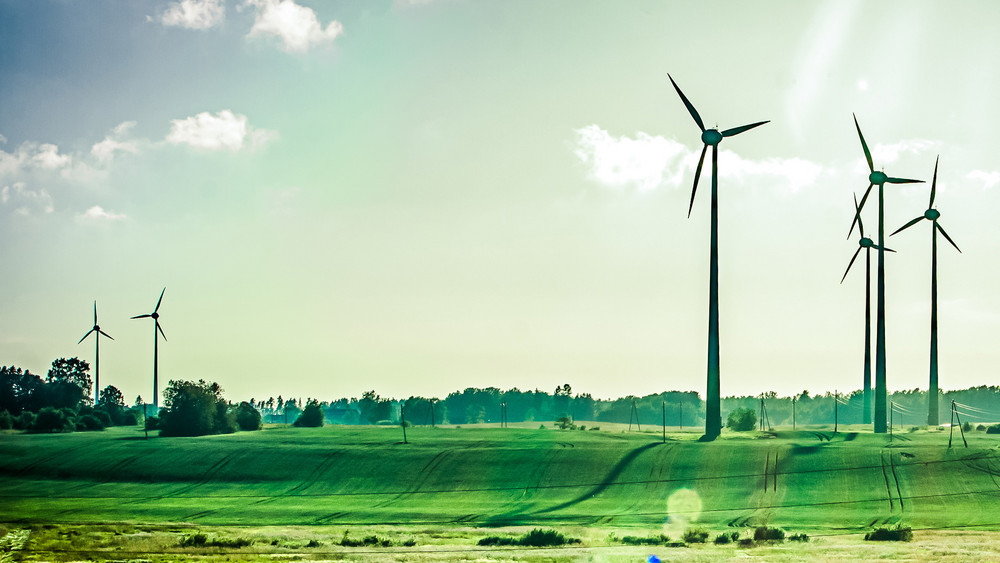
[2,0,1000,406]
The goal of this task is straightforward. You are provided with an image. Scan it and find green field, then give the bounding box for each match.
[2,424,1000,560]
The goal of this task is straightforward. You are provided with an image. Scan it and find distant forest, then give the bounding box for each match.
[252,385,1000,428]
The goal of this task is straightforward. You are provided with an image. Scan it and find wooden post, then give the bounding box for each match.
[662,401,666,443]
[834,390,838,434]
[792,397,796,430]
[401,404,408,444]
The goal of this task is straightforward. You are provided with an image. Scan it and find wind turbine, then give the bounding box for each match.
[78,301,113,404]
[668,74,769,439]
[841,193,895,425]
[850,115,922,434]
[132,288,167,410]
[890,157,961,426]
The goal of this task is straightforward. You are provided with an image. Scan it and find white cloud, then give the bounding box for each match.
[77,205,127,222]
[573,125,828,195]
[92,121,139,163]
[30,143,72,170]
[161,0,225,29]
[245,0,343,53]
[1,182,54,215]
[870,139,939,164]
[966,170,1000,190]
[166,110,274,151]
[0,141,72,177]
[0,133,6,144]
[573,125,691,192]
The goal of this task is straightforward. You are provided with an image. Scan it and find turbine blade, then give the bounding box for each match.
[132,314,151,319]
[937,223,962,253]
[99,329,114,340]
[853,192,865,238]
[929,155,939,207]
[78,328,95,345]
[875,246,897,253]
[667,74,705,132]
[841,247,862,284]
[154,287,166,314]
[885,176,923,184]
[688,144,708,218]
[93,301,97,325]
[156,321,167,342]
[721,120,769,137]
[854,113,874,172]
[849,183,874,239]
[890,216,925,237]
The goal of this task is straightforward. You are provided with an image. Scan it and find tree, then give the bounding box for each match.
[160,379,233,437]
[97,385,124,409]
[236,401,262,431]
[1,366,45,414]
[726,407,757,432]
[45,358,91,408]
[294,400,324,427]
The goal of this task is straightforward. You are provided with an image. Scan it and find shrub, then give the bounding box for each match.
[305,539,321,548]
[619,534,671,546]
[682,528,709,544]
[115,409,139,426]
[738,538,754,547]
[977,424,986,431]
[963,421,973,433]
[15,411,36,430]
[236,402,262,431]
[159,379,234,437]
[713,533,731,544]
[788,533,809,542]
[539,424,546,429]
[986,424,1000,435]
[76,414,106,431]
[32,406,74,433]
[178,533,252,548]
[145,415,160,431]
[578,425,586,431]
[555,416,576,430]
[213,402,238,434]
[0,410,12,430]
[726,408,756,432]
[402,539,416,547]
[753,526,785,541]
[589,426,600,431]
[478,529,580,547]
[864,525,912,542]
[340,533,391,547]
[294,401,324,427]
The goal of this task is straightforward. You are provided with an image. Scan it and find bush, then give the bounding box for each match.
[31,407,74,433]
[555,416,576,430]
[865,525,912,542]
[589,426,600,431]
[619,534,671,546]
[294,401,324,427]
[986,424,1000,435]
[76,414,106,431]
[682,528,709,544]
[789,533,809,542]
[963,421,973,433]
[159,379,234,437]
[726,408,756,432]
[178,533,252,548]
[0,410,12,430]
[714,532,739,544]
[478,529,580,547]
[305,539,321,548]
[145,415,160,431]
[236,402,262,431]
[213,402,238,434]
[15,411,36,430]
[116,409,139,426]
[340,533,391,547]
[977,424,986,431]
[753,526,785,541]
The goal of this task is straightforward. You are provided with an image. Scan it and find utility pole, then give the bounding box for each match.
[834,390,839,434]
[401,404,408,444]
[889,402,894,442]
[792,397,796,430]
[430,399,436,428]
[662,401,666,443]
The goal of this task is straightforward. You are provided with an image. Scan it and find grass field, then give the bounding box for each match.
[1,423,999,560]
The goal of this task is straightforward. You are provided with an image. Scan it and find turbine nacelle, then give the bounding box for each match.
[925,208,940,221]
[859,237,874,248]
[151,312,159,320]
[869,171,888,185]
[701,129,723,146]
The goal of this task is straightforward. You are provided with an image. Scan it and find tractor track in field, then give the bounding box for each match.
[10,442,93,479]
[139,450,244,502]
[889,451,904,511]
[880,450,895,512]
[371,449,451,508]
[251,450,343,506]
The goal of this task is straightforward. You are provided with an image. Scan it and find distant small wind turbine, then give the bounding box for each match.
[849,115,922,434]
[78,301,113,404]
[890,156,961,427]
[841,193,894,425]
[132,288,167,410]
[668,74,769,439]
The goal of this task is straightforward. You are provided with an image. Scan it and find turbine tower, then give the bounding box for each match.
[668,74,769,439]
[890,157,961,426]
[850,115,922,433]
[78,301,113,404]
[841,194,895,425]
[132,288,167,410]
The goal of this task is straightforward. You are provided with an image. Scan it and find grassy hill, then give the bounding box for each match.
[1,424,998,533]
